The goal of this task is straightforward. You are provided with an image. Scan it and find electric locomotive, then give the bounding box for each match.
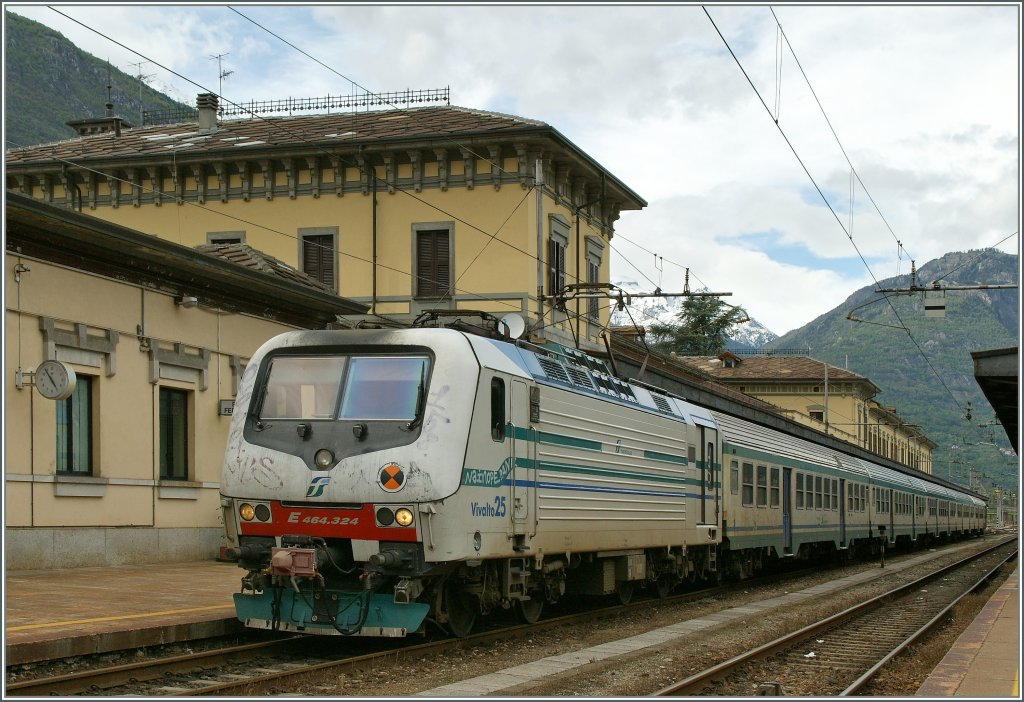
[221,325,722,637]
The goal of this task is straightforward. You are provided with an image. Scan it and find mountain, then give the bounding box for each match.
[4,10,190,149]
[610,279,779,350]
[767,249,1019,494]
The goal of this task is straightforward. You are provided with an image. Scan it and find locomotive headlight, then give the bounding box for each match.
[395,508,414,527]
[254,503,271,522]
[314,449,335,469]
[239,503,256,521]
[376,507,395,526]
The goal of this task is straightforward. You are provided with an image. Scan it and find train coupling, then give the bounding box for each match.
[270,546,317,577]
[393,577,423,604]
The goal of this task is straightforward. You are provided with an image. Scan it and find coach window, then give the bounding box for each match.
[159,387,189,480]
[770,466,780,507]
[796,473,804,509]
[491,377,505,441]
[742,462,754,506]
[814,476,823,509]
[831,479,839,510]
[756,464,768,507]
[730,460,739,495]
[56,375,94,475]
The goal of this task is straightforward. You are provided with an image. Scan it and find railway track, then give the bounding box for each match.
[654,539,1017,697]
[8,538,1009,696]
[5,582,723,696]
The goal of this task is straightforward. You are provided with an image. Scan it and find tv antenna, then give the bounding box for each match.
[127,60,155,119]
[210,52,234,97]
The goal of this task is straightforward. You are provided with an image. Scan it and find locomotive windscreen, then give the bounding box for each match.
[256,354,430,421]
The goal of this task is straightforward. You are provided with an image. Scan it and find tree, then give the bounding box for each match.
[649,294,749,356]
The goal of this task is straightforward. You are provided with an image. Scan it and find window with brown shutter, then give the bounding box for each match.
[587,258,600,319]
[416,229,451,298]
[302,234,335,289]
[548,238,566,298]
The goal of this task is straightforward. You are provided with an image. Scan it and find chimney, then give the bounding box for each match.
[197,93,219,130]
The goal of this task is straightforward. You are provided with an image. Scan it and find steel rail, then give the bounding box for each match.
[4,636,306,696]
[840,547,1017,695]
[653,537,1017,696]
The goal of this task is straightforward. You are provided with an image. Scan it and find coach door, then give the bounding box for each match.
[838,478,846,547]
[888,488,895,538]
[697,425,720,525]
[783,467,793,553]
[510,380,536,538]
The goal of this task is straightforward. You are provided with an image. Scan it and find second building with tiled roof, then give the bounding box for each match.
[677,352,936,473]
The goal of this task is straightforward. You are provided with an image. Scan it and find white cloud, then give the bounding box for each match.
[8,2,1019,335]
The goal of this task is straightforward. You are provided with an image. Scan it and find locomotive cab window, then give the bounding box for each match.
[491,377,506,441]
[256,355,430,421]
[258,356,346,419]
[339,357,429,420]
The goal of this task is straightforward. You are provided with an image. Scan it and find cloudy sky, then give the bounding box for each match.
[7,3,1020,335]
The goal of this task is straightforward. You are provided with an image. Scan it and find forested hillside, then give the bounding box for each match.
[4,10,189,148]
[769,249,1019,493]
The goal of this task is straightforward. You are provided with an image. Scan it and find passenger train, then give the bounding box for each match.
[219,322,986,637]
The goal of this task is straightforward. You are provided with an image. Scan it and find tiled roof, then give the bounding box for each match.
[4,106,550,164]
[676,355,871,384]
[194,243,335,294]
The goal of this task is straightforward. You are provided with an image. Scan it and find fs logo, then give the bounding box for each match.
[306,476,331,498]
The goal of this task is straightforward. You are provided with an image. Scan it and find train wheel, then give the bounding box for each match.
[443,582,476,638]
[654,574,673,599]
[515,596,544,624]
[615,580,634,604]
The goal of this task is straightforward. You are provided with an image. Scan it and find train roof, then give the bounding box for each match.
[467,334,713,427]
[712,410,977,503]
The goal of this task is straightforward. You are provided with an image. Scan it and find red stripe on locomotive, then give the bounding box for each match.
[239,502,418,541]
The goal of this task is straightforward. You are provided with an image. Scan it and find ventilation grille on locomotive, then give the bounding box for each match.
[652,394,673,414]
[536,355,571,384]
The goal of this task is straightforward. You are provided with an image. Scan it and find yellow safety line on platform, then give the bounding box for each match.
[1013,667,1018,697]
[6,604,235,632]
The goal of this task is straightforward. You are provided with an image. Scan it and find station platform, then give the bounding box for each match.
[916,565,1019,698]
[4,560,242,665]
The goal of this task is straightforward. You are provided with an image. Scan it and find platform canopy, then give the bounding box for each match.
[971,347,1019,453]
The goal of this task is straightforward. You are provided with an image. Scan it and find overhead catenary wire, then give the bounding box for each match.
[703,5,966,418]
[930,231,1020,285]
[611,233,715,291]
[769,6,914,267]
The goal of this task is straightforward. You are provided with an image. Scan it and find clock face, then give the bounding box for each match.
[36,360,77,401]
